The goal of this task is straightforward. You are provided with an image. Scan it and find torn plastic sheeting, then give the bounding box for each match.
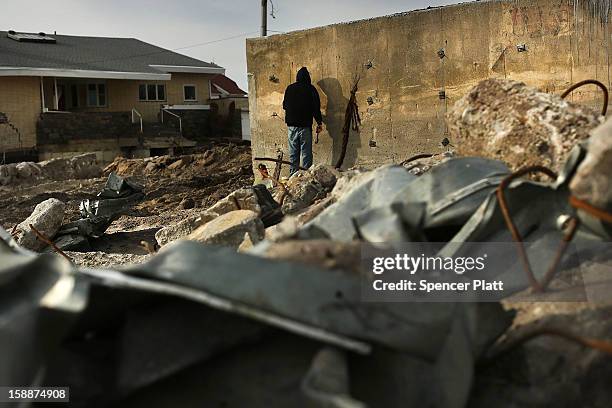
[56,172,144,239]
[98,172,144,199]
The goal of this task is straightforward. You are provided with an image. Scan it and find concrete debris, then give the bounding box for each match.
[309,164,341,190]
[187,209,265,249]
[2,77,612,408]
[155,212,218,247]
[14,198,65,251]
[282,165,338,214]
[570,116,612,211]
[208,187,261,215]
[447,78,602,173]
[0,153,101,186]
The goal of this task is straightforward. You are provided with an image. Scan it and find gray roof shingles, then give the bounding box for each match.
[0,31,222,73]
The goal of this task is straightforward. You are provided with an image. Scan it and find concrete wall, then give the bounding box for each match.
[246,0,610,175]
[0,77,40,151]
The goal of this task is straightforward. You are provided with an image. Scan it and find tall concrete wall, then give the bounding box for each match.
[246,0,610,175]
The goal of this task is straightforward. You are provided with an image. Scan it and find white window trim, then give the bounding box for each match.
[86,82,107,107]
[139,83,167,102]
[183,84,197,102]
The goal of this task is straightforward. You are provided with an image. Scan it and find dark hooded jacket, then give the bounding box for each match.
[282,67,323,127]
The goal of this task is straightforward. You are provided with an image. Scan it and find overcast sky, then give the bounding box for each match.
[3,0,459,90]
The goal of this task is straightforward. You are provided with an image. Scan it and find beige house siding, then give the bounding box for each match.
[0,73,213,154]
[40,73,212,122]
[77,73,212,121]
[0,76,40,150]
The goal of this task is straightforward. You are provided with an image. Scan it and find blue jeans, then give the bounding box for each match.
[288,126,313,175]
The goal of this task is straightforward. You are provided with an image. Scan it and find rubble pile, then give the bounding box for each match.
[1,78,612,406]
[0,153,101,186]
[447,78,602,172]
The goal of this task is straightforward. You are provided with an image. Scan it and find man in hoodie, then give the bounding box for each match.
[282,67,323,175]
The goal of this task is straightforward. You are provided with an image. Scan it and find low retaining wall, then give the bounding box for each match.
[37,112,137,145]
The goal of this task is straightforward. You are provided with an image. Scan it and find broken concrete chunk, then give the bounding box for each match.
[144,162,158,173]
[16,162,41,179]
[447,78,602,172]
[38,153,101,181]
[15,198,65,251]
[207,187,261,216]
[281,170,327,214]
[155,211,217,247]
[187,210,264,249]
[570,117,612,211]
[309,164,341,190]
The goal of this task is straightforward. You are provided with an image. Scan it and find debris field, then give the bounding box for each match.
[2,78,612,407]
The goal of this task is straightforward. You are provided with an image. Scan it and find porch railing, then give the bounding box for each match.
[161,108,182,134]
[131,108,143,133]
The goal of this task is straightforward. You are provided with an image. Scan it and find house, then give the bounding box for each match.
[209,74,250,140]
[0,30,226,162]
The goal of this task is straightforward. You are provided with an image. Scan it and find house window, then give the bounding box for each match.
[183,85,197,101]
[139,84,166,101]
[87,83,106,107]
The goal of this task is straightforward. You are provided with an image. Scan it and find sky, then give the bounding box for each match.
[2,0,460,90]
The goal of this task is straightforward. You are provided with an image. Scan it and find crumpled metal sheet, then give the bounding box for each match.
[0,229,88,390]
[436,147,606,296]
[0,230,511,407]
[303,165,416,241]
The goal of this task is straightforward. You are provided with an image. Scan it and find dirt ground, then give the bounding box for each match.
[0,142,254,266]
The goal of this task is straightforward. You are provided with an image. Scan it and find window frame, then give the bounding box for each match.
[86,82,107,107]
[138,83,167,102]
[183,84,197,102]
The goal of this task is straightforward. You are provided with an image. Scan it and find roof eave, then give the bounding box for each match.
[0,67,171,80]
[150,64,225,75]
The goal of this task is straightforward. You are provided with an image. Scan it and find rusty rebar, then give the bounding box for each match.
[561,79,609,116]
[570,195,612,224]
[495,165,581,293]
[29,224,72,262]
[254,157,307,171]
[487,327,612,362]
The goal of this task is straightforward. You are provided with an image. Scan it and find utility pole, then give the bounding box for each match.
[261,0,267,37]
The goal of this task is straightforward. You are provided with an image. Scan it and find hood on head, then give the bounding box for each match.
[296,67,311,84]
